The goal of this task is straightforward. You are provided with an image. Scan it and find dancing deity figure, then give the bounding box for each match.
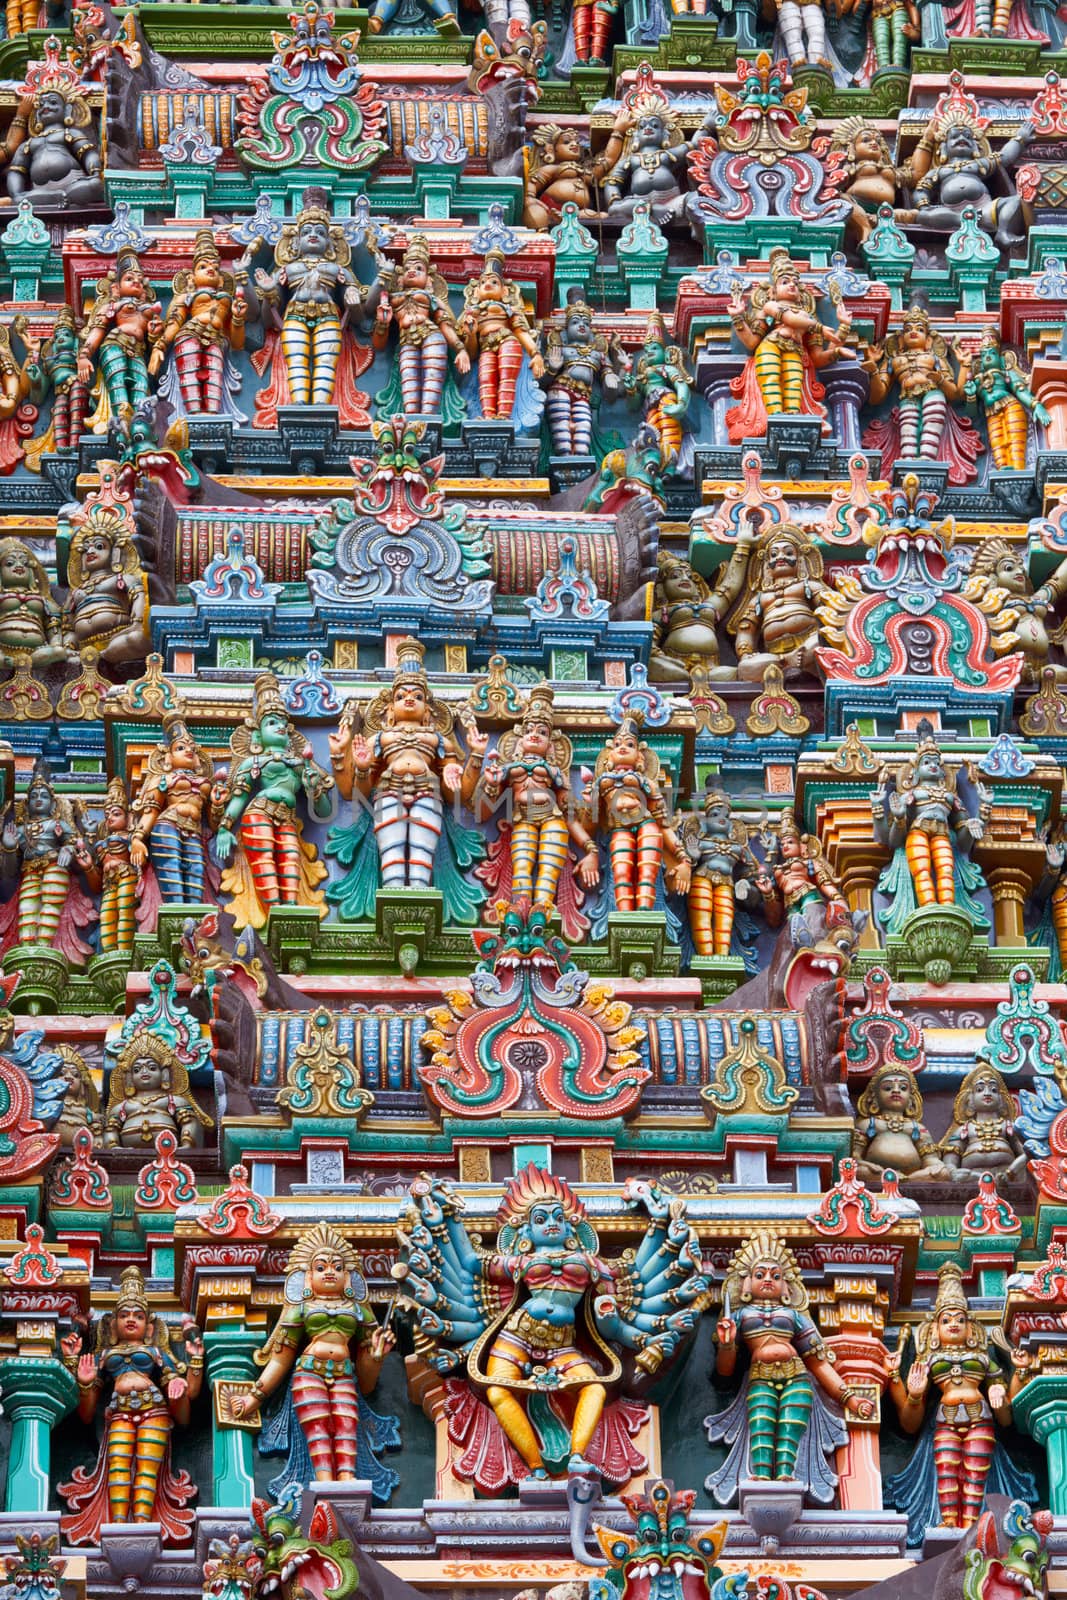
[216,673,334,928]
[851,1063,952,1183]
[328,639,486,893]
[79,250,163,417]
[2,759,86,947]
[625,313,692,471]
[706,1234,873,1507]
[475,684,599,908]
[584,715,690,912]
[939,1065,1027,1181]
[64,506,150,667]
[23,307,90,448]
[80,777,138,955]
[101,1032,212,1149]
[650,546,751,686]
[909,97,1033,252]
[228,1223,395,1482]
[396,1169,706,1481]
[872,730,985,909]
[727,252,853,441]
[728,524,829,681]
[131,712,221,905]
[885,1263,1033,1538]
[863,306,962,461]
[6,49,104,210]
[246,201,378,407]
[458,251,544,422]
[0,537,69,667]
[150,230,247,417]
[374,237,469,417]
[59,1266,201,1544]
[542,291,626,457]
[956,330,1050,471]
[679,791,758,958]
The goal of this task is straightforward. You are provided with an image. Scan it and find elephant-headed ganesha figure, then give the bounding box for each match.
[394,1169,707,1497]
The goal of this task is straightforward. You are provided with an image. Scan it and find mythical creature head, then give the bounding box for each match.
[963,1502,1053,1600]
[250,1496,359,1600]
[594,1479,728,1600]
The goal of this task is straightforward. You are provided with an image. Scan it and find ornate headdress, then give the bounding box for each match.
[107,1030,212,1126]
[0,538,53,602]
[521,681,556,731]
[192,228,221,268]
[481,247,507,279]
[56,1043,100,1111]
[496,1163,587,1231]
[162,708,193,746]
[722,1231,808,1311]
[645,310,669,346]
[251,671,289,726]
[969,537,1017,581]
[915,1261,985,1355]
[952,1063,1014,1124]
[283,1219,363,1282]
[114,246,143,281]
[67,505,143,589]
[23,35,91,124]
[27,756,56,800]
[104,775,129,812]
[114,1262,150,1315]
[855,1061,923,1122]
[401,235,431,270]
[391,636,429,693]
[897,720,953,795]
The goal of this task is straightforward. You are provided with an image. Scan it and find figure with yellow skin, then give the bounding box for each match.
[475,684,599,909]
[872,727,986,910]
[77,776,138,955]
[955,329,1050,472]
[395,1169,706,1486]
[727,251,853,442]
[59,1266,202,1544]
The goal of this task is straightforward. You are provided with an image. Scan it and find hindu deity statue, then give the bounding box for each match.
[326,639,487,910]
[227,1222,395,1482]
[63,505,151,668]
[760,808,853,929]
[216,673,334,928]
[541,291,626,458]
[871,729,986,910]
[885,1263,1034,1539]
[23,306,91,449]
[826,119,917,245]
[0,537,68,667]
[955,330,1050,471]
[939,1065,1028,1181]
[964,538,1067,683]
[727,251,854,442]
[78,249,163,418]
[458,251,544,423]
[369,0,459,33]
[396,1169,706,1482]
[101,1032,212,1150]
[583,715,690,913]
[769,0,834,70]
[624,313,692,472]
[842,0,919,72]
[568,0,618,64]
[521,113,632,230]
[150,230,247,418]
[5,47,104,210]
[944,0,1047,44]
[851,1063,952,1182]
[602,81,718,223]
[53,1044,100,1148]
[245,198,380,408]
[727,523,829,681]
[908,93,1033,251]
[678,790,758,958]
[706,1233,874,1508]
[1,758,87,947]
[373,237,469,418]
[130,712,222,905]
[59,1265,202,1543]
[649,546,752,686]
[862,306,964,463]
[81,777,138,956]
[475,684,599,909]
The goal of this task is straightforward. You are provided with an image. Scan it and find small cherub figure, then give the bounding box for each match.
[851,1063,951,1183]
[54,1044,100,1148]
[649,544,752,686]
[965,538,1067,684]
[101,1032,213,1150]
[939,1064,1028,1182]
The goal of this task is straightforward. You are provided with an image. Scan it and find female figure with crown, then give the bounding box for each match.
[396,1168,706,1486]
[706,1234,874,1508]
[373,236,470,419]
[584,714,690,912]
[216,672,334,928]
[59,1266,202,1544]
[131,711,222,908]
[151,229,247,420]
[325,638,487,924]
[227,1223,398,1493]
[884,1263,1035,1542]
[458,250,544,425]
[475,683,599,918]
[871,727,986,913]
[726,251,853,443]
[78,248,163,418]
